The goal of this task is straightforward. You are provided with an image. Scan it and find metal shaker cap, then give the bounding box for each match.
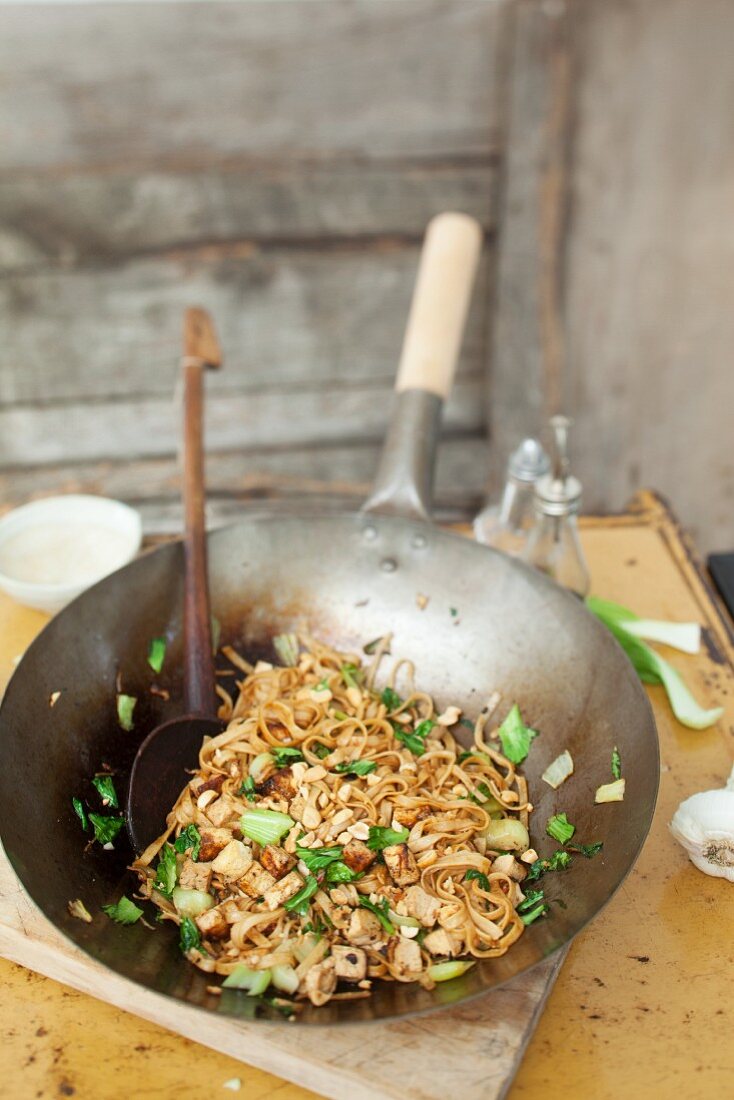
[508,438,550,482]
[533,416,582,516]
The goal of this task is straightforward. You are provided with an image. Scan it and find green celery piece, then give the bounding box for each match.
[546,812,575,844]
[116,693,136,731]
[240,809,295,846]
[147,636,166,674]
[92,774,119,809]
[102,896,143,924]
[497,705,538,764]
[586,596,700,654]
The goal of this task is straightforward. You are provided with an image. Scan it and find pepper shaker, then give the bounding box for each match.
[473,438,550,555]
[522,416,590,597]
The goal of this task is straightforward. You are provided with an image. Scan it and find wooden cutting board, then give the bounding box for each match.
[0,851,563,1100]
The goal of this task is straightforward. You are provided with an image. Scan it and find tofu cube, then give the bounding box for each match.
[390,936,423,979]
[198,827,234,862]
[178,858,213,893]
[332,945,367,982]
[195,906,228,941]
[260,844,296,881]
[211,839,252,880]
[346,908,384,947]
[238,861,277,899]
[206,797,238,828]
[342,839,377,874]
[423,928,459,957]
[383,843,419,887]
[404,885,441,928]
[262,870,305,912]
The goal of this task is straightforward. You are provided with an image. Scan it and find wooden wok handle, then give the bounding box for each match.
[396,212,482,399]
[182,308,221,717]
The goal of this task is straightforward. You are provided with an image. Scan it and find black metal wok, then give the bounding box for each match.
[0,215,658,1025]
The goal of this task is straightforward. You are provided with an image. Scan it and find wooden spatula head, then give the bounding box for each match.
[183,306,222,369]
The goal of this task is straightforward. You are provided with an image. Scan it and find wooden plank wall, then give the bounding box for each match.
[0,0,508,528]
[1,0,733,550]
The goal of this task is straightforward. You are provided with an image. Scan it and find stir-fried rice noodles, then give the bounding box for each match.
[133,635,538,1010]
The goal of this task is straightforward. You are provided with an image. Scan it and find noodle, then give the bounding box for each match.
[132,636,537,1007]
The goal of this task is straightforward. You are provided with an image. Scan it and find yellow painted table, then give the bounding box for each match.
[1,493,732,1099]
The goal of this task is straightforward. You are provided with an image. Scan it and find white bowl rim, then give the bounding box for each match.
[0,494,142,596]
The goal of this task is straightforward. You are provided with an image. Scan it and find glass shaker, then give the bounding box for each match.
[474,438,550,555]
[522,416,590,597]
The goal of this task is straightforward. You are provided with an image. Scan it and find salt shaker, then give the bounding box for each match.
[522,416,590,597]
[474,438,550,555]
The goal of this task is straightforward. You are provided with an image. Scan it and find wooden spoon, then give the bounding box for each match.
[126,308,225,853]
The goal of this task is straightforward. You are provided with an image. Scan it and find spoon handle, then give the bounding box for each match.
[182,307,222,716]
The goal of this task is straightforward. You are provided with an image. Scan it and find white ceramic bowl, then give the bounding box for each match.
[0,495,143,614]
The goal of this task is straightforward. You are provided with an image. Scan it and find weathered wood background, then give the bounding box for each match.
[0,0,732,549]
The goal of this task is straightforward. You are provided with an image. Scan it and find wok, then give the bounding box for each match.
[0,215,658,1025]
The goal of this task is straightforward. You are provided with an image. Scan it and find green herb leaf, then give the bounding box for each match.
[498,705,538,765]
[240,808,295,847]
[239,776,257,802]
[92,775,119,809]
[174,824,202,861]
[284,874,320,916]
[313,743,331,759]
[179,916,201,953]
[520,900,549,925]
[468,780,493,806]
[546,813,576,845]
[450,607,458,617]
[72,797,89,831]
[381,686,402,711]
[587,599,722,729]
[358,896,395,935]
[154,844,178,897]
[366,825,409,851]
[517,887,545,913]
[102,896,143,925]
[393,727,427,755]
[273,633,299,667]
[324,861,363,884]
[116,693,137,731]
[464,868,490,892]
[295,844,344,874]
[341,664,363,690]
[611,745,622,781]
[272,746,304,768]
[315,677,330,692]
[89,813,125,847]
[526,848,573,882]
[147,636,166,674]
[566,840,603,859]
[334,759,377,777]
[414,718,436,739]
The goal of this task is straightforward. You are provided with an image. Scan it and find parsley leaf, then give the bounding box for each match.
[358,896,395,935]
[520,900,549,925]
[381,686,402,711]
[611,745,622,781]
[497,705,538,764]
[546,813,576,845]
[464,868,490,892]
[295,844,344,874]
[116,693,136,731]
[334,759,377,777]
[239,776,257,802]
[272,746,304,768]
[366,825,409,851]
[154,844,178,897]
[517,887,545,912]
[179,916,201,953]
[102,896,143,924]
[147,636,166,674]
[72,797,89,831]
[284,874,320,916]
[313,743,331,759]
[92,775,118,809]
[526,849,573,882]
[393,717,435,756]
[174,824,202,861]
[566,840,604,859]
[88,813,125,847]
[325,861,363,884]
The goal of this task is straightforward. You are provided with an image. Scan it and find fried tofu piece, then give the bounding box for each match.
[332,945,367,982]
[423,928,460,957]
[392,805,432,829]
[260,844,295,881]
[345,908,384,947]
[257,767,296,802]
[195,906,228,940]
[192,773,226,797]
[303,957,337,1006]
[238,861,277,899]
[211,839,252,879]
[178,858,213,893]
[342,839,377,875]
[403,885,441,928]
[390,936,423,980]
[198,827,234,862]
[206,797,238,828]
[262,870,305,912]
[492,853,527,882]
[383,843,419,887]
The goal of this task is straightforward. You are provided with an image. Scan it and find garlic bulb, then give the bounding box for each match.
[669,767,734,882]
